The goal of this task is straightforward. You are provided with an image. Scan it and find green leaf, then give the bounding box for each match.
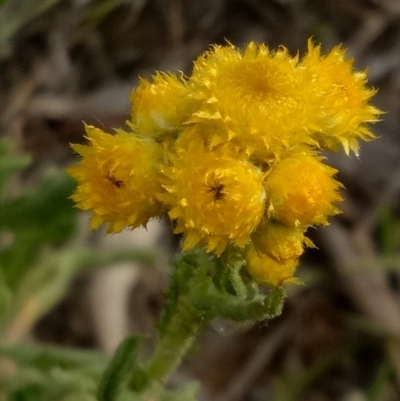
[8,380,47,401]
[0,342,108,377]
[82,0,133,26]
[0,172,77,242]
[160,382,199,401]
[0,269,13,327]
[263,287,285,318]
[378,207,400,255]
[98,335,143,401]
[366,360,393,401]
[59,393,98,401]
[2,232,44,288]
[0,138,31,197]
[2,246,156,338]
[0,342,110,401]
[1,364,99,401]
[228,261,247,298]
[0,170,78,286]
[0,0,63,49]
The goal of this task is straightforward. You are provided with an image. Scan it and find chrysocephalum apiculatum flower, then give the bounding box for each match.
[251,219,314,263]
[130,72,193,141]
[299,39,381,155]
[67,124,164,233]
[264,150,343,227]
[245,241,300,287]
[188,42,317,162]
[67,39,381,287]
[158,133,266,254]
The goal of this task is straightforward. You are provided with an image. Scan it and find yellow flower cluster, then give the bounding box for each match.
[67,40,381,286]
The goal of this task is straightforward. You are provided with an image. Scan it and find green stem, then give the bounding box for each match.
[127,248,285,395]
[129,250,211,392]
[139,286,206,388]
[128,319,204,396]
[146,315,203,382]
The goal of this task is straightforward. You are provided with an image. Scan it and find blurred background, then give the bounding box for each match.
[0,0,399,400]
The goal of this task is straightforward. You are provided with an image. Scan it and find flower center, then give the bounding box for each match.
[208,183,225,201]
[107,175,124,188]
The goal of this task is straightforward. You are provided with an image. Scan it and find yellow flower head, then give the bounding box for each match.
[189,42,317,161]
[159,134,266,254]
[265,151,342,226]
[67,39,381,288]
[130,73,192,140]
[300,40,382,155]
[245,242,300,287]
[252,220,314,262]
[67,125,164,233]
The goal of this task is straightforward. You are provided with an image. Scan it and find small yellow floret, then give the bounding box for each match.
[66,125,164,233]
[130,73,192,139]
[300,40,382,155]
[265,152,342,226]
[252,220,313,262]
[159,135,266,254]
[189,42,316,161]
[245,242,300,287]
